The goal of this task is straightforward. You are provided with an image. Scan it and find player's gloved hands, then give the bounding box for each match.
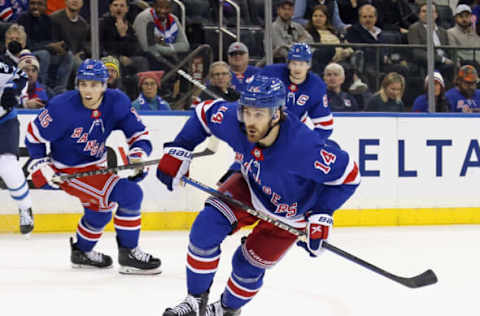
[0,86,18,111]
[297,213,333,257]
[156,143,192,191]
[27,157,63,189]
[128,147,148,182]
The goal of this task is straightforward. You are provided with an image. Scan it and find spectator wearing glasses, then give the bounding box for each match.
[197,61,240,104]
[132,70,171,110]
[227,42,259,93]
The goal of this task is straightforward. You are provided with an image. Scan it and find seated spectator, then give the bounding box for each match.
[323,62,360,111]
[197,61,240,103]
[133,0,190,66]
[17,49,48,108]
[133,0,190,100]
[337,0,369,25]
[132,71,171,110]
[1,24,27,68]
[305,4,353,74]
[365,72,405,111]
[226,42,259,93]
[50,0,90,71]
[446,65,480,112]
[412,71,449,112]
[271,0,313,62]
[371,0,417,34]
[100,0,149,78]
[17,0,74,94]
[0,0,29,21]
[447,5,480,67]
[345,4,408,89]
[293,0,348,32]
[101,55,124,91]
[408,4,455,86]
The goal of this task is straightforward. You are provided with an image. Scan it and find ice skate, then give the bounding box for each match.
[163,292,209,316]
[70,237,113,269]
[19,208,34,235]
[117,238,161,275]
[205,299,241,316]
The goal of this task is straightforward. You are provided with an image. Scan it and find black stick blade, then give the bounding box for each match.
[398,269,438,288]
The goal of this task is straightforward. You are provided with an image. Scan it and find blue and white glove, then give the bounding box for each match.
[128,147,148,182]
[297,213,333,257]
[156,143,192,191]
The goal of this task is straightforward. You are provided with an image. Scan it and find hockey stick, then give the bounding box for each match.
[181,176,438,289]
[57,144,218,181]
[156,44,220,156]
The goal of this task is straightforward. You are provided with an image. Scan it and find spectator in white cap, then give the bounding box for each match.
[447,4,480,67]
[17,49,48,108]
[412,71,449,112]
[226,41,259,93]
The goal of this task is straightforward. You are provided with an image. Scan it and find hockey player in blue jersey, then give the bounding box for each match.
[25,59,161,274]
[156,75,360,316]
[259,42,333,140]
[0,61,34,235]
[217,43,333,185]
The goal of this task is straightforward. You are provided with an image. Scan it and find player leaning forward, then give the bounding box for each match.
[25,59,161,274]
[156,75,360,316]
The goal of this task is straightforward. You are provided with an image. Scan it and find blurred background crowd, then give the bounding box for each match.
[3,0,480,113]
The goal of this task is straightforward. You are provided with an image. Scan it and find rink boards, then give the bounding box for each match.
[1,111,479,232]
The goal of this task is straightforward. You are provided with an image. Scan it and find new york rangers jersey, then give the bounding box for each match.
[258,63,333,140]
[230,65,260,93]
[175,100,359,228]
[25,89,151,170]
[0,0,28,22]
[445,87,480,112]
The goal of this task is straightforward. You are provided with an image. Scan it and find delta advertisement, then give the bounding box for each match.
[1,112,479,230]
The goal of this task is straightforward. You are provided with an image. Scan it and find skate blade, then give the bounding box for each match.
[118,266,162,275]
[21,232,32,240]
[71,263,113,269]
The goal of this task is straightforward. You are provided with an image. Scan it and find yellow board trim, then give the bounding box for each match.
[2,208,480,233]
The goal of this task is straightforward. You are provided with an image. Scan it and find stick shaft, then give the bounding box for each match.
[157,44,221,99]
[181,175,438,288]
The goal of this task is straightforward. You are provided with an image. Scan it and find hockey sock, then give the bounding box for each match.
[109,179,143,249]
[187,206,233,295]
[0,154,32,211]
[114,208,141,249]
[75,208,111,252]
[222,246,264,310]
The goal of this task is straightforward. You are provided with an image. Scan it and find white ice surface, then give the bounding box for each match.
[1,225,478,316]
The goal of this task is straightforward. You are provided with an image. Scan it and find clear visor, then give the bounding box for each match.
[237,105,277,123]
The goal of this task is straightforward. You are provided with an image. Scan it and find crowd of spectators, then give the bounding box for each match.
[1,0,480,113]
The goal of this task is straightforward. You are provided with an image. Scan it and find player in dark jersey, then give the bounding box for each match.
[0,61,34,235]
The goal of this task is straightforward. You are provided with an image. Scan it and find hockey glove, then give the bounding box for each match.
[297,213,333,257]
[27,158,63,189]
[128,147,148,182]
[1,86,18,111]
[156,143,192,191]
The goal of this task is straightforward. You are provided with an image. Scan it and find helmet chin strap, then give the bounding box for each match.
[257,116,281,147]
